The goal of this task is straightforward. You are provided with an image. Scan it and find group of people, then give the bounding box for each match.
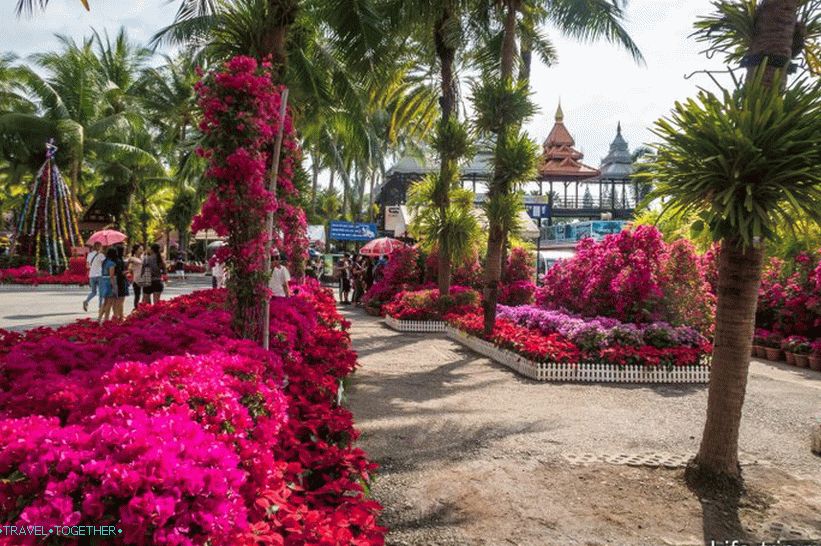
[83,241,166,323]
[335,253,388,305]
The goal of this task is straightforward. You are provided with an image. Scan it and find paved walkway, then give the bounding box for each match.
[0,278,206,331]
[343,307,821,545]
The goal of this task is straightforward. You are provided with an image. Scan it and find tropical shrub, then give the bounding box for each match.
[0,265,87,285]
[536,225,714,330]
[423,250,483,290]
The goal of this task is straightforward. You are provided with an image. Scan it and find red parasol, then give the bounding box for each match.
[359,237,405,257]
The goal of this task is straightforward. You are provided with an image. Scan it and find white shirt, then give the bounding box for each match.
[87,250,105,278]
[269,265,291,297]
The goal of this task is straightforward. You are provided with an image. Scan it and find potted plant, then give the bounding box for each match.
[782,336,809,366]
[752,328,770,358]
[793,339,811,368]
[763,332,784,361]
[808,340,821,372]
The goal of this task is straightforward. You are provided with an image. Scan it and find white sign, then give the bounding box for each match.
[384,206,402,233]
[307,225,326,243]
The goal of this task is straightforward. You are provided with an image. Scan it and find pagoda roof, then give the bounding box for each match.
[599,122,633,179]
[538,103,600,181]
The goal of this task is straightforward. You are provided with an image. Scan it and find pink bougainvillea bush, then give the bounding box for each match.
[0,265,87,286]
[191,55,308,339]
[499,247,536,307]
[756,250,821,339]
[363,245,422,314]
[536,225,714,331]
[383,286,481,321]
[0,283,385,545]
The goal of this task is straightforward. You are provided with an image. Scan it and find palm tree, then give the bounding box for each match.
[14,0,89,14]
[477,0,642,335]
[646,0,819,484]
[693,0,821,77]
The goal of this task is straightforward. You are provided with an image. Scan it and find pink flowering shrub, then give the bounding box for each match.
[191,55,308,339]
[536,226,714,330]
[0,286,385,545]
[757,250,821,339]
[498,247,536,306]
[423,250,484,289]
[0,265,86,286]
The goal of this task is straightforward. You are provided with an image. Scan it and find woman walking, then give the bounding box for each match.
[98,247,119,324]
[127,244,144,311]
[142,243,167,305]
[112,246,129,320]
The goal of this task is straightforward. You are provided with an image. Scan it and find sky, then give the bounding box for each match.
[1,0,732,180]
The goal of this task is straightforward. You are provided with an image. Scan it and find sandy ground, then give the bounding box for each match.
[343,307,821,546]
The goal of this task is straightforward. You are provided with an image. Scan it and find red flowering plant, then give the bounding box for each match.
[383,286,481,321]
[0,265,87,286]
[363,245,422,314]
[536,226,714,332]
[192,55,308,339]
[423,250,484,289]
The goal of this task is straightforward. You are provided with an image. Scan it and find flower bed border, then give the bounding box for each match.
[0,283,87,291]
[445,325,711,384]
[384,315,447,333]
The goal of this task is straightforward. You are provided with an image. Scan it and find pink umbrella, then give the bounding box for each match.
[359,237,405,257]
[86,229,127,246]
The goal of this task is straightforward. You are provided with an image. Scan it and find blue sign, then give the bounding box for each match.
[525,204,551,219]
[328,221,378,241]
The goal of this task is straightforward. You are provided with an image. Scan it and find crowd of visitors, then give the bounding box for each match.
[83,241,167,324]
[334,253,386,306]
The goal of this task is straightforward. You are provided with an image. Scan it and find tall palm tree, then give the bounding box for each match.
[478,0,643,335]
[647,0,819,484]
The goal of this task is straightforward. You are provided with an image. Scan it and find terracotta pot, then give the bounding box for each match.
[785,352,796,365]
[794,354,809,368]
[765,347,783,361]
[753,345,766,358]
[809,355,821,372]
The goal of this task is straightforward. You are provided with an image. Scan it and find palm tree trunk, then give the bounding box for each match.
[434,5,457,295]
[744,0,798,88]
[140,193,148,246]
[310,157,319,215]
[690,0,797,485]
[691,242,764,479]
[368,169,376,222]
[483,0,518,335]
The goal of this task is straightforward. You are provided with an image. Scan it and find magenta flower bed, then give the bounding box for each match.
[0,284,385,545]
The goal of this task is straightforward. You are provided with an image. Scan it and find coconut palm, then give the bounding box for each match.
[14,0,89,14]
[646,0,818,484]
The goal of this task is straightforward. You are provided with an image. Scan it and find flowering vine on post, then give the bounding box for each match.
[192,56,308,339]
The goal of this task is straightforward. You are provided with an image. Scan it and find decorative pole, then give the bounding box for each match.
[262,88,290,351]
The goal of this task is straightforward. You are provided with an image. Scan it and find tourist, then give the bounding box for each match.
[127,244,144,311]
[352,255,366,306]
[83,241,105,312]
[364,256,375,291]
[374,254,388,282]
[212,256,227,289]
[269,252,291,298]
[113,245,129,320]
[336,254,351,304]
[142,243,166,305]
[98,247,119,324]
[174,251,185,279]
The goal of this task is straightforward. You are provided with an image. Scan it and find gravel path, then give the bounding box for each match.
[344,308,821,545]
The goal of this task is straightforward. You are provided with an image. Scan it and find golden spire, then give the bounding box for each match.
[555,101,564,122]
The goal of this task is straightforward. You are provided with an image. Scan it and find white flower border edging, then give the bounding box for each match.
[445,325,711,384]
[384,315,447,333]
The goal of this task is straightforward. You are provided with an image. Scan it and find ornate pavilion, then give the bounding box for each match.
[374,103,639,238]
